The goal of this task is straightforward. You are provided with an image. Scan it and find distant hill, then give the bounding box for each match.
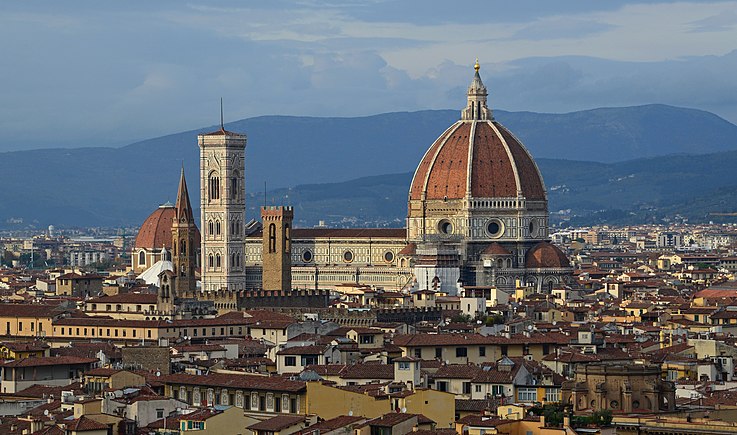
[1,104,737,228]
[263,150,737,228]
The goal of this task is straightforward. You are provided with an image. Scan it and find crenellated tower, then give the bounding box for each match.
[261,206,293,291]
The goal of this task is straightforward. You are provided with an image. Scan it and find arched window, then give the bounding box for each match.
[216,254,221,268]
[216,220,221,235]
[231,253,235,267]
[285,224,291,253]
[208,220,214,235]
[208,254,214,268]
[231,173,239,199]
[138,251,146,266]
[209,174,220,200]
[268,224,277,253]
[236,253,241,267]
[180,239,186,256]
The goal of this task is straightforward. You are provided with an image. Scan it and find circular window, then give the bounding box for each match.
[610,400,619,409]
[302,250,313,263]
[487,219,503,237]
[438,220,453,235]
[384,251,394,263]
[343,250,354,263]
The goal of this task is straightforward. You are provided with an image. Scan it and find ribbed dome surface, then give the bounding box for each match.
[409,120,545,201]
[481,242,512,256]
[134,205,175,250]
[526,242,570,268]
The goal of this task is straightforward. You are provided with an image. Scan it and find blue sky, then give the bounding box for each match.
[1,1,736,151]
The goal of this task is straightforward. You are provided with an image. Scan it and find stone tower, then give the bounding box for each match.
[171,167,199,295]
[198,126,247,292]
[261,206,293,291]
[157,269,176,317]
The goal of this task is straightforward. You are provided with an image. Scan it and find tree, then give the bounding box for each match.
[588,409,613,427]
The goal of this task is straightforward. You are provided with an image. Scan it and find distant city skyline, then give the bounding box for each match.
[1,0,736,152]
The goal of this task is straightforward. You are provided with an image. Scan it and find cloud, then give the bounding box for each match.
[511,18,616,41]
[688,9,737,32]
[1,1,737,152]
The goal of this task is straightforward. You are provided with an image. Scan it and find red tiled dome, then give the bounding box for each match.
[481,242,512,256]
[409,63,545,203]
[409,120,545,201]
[134,205,175,250]
[526,242,570,268]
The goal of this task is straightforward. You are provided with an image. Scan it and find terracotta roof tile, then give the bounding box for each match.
[525,242,570,268]
[160,372,305,393]
[1,356,97,368]
[134,206,176,250]
[249,415,308,431]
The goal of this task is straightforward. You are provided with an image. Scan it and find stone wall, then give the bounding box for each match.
[121,346,171,375]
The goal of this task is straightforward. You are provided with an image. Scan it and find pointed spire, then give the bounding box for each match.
[461,59,492,121]
[175,166,195,222]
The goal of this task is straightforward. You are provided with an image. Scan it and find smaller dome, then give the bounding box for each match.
[134,205,176,250]
[526,242,570,268]
[398,243,417,256]
[481,243,512,256]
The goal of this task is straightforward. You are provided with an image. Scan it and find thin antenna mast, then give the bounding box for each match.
[220,98,224,131]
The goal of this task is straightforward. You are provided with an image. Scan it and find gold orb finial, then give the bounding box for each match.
[474,58,480,71]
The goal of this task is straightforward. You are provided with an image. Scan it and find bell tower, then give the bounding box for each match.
[198,122,247,292]
[171,167,199,296]
[261,206,293,291]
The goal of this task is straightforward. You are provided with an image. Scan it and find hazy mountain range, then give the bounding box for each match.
[2,104,737,229]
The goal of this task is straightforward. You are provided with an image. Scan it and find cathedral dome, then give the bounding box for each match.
[134,204,176,250]
[409,64,545,202]
[481,242,512,256]
[525,241,570,268]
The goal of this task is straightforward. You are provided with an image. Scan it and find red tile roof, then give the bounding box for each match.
[368,413,417,428]
[160,372,306,393]
[248,415,309,431]
[340,363,394,380]
[481,243,512,256]
[0,303,65,318]
[64,416,109,431]
[301,415,366,433]
[1,356,97,368]
[86,292,158,304]
[277,345,326,356]
[248,228,406,240]
[409,120,545,201]
[525,242,570,268]
[134,205,175,250]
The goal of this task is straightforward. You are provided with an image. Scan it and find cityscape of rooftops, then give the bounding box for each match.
[2,2,737,434]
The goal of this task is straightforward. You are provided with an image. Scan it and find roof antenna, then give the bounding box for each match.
[220,98,224,131]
